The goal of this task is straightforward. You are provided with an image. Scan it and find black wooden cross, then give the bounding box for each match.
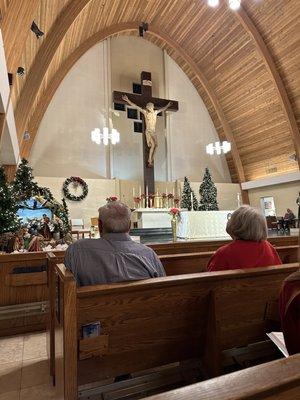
[113,71,179,194]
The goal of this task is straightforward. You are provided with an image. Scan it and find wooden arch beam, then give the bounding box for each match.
[23,22,245,182]
[14,0,92,143]
[234,6,300,168]
[1,0,40,74]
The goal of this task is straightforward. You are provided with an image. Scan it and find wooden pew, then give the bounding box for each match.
[49,262,299,399]
[149,235,298,255]
[160,245,299,275]
[143,354,300,400]
[0,242,298,337]
[0,251,64,336]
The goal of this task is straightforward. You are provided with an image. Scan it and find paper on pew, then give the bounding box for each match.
[267,332,288,358]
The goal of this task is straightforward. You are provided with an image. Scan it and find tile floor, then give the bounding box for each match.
[0,332,58,400]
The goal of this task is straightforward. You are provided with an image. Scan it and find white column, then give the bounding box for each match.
[102,38,114,179]
[163,50,173,182]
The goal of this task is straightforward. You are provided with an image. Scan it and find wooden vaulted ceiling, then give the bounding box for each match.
[0,0,299,183]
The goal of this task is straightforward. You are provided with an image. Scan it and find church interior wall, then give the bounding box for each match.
[35,176,240,226]
[30,35,231,184]
[248,181,300,217]
[30,42,108,179]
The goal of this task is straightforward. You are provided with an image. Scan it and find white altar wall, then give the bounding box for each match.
[35,176,241,227]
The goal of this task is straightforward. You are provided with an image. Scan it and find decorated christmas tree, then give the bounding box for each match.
[12,158,40,202]
[0,166,20,234]
[181,177,192,210]
[199,167,219,211]
[192,190,199,211]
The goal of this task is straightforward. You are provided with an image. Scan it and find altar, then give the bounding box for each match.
[177,211,233,239]
[133,208,171,229]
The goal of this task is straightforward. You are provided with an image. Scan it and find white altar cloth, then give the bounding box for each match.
[133,208,171,229]
[177,211,233,239]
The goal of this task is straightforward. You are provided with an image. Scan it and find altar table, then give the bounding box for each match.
[177,211,233,239]
[133,208,171,229]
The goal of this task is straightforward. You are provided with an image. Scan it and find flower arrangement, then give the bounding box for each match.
[169,208,180,217]
[106,196,118,202]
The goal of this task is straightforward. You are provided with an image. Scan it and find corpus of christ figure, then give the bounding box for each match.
[122,94,172,166]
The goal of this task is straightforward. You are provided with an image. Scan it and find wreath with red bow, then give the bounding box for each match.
[63,177,88,201]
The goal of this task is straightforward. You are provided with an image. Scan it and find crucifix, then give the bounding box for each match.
[113,71,179,194]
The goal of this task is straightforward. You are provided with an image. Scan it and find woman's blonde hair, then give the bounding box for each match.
[226,205,267,241]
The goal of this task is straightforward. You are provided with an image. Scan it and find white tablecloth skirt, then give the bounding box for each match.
[177,211,233,239]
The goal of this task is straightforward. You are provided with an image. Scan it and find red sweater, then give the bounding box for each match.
[207,240,282,272]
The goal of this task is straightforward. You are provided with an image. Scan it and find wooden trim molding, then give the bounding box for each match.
[14,0,92,143]
[235,6,300,168]
[0,0,40,74]
[23,22,245,183]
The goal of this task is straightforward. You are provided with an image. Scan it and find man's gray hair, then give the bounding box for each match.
[226,205,267,242]
[98,201,131,233]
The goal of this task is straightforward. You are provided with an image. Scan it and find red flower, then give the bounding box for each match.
[170,208,180,215]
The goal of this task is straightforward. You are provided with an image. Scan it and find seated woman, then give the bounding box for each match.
[207,205,282,271]
[279,270,300,355]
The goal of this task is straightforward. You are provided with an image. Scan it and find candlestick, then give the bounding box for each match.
[139,186,142,197]
[146,186,149,197]
[133,187,135,197]
[190,192,193,211]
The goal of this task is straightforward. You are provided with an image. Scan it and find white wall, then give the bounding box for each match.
[248,181,300,216]
[31,43,107,178]
[165,53,230,183]
[30,36,231,184]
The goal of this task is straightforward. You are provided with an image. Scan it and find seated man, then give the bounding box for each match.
[65,201,165,286]
[283,208,296,230]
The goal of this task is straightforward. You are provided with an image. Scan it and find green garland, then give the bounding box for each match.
[63,177,88,202]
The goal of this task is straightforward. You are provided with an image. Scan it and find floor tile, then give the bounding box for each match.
[20,383,59,400]
[23,333,47,361]
[0,391,20,400]
[0,361,22,394]
[0,336,24,363]
[21,358,51,388]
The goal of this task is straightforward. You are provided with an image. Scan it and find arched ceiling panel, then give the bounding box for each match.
[10,0,300,182]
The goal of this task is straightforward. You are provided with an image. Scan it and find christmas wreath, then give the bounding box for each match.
[63,177,88,201]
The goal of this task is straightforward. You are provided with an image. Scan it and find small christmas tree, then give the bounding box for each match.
[199,167,219,211]
[181,177,192,210]
[12,159,40,203]
[192,190,199,211]
[0,166,20,234]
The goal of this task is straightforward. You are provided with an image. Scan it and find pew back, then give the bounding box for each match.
[0,251,64,336]
[144,354,300,400]
[52,262,299,399]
